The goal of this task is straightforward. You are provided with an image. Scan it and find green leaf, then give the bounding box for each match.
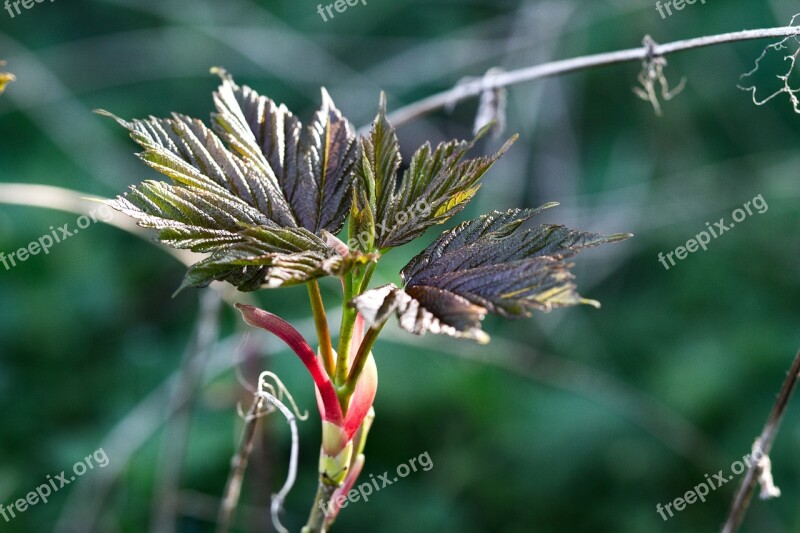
[352,206,631,342]
[348,192,375,253]
[210,70,358,234]
[355,95,516,251]
[302,88,360,234]
[107,180,272,252]
[357,92,400,225]
[98,109,297,228]
[348,93,398,253]
[102,71,363,292]
[179,226,355,291]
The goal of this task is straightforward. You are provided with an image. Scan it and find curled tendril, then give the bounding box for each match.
[253,372,305,533]
[222,369,306,533]
[739,14,800,113]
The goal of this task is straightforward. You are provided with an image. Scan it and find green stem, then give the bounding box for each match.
[308,281,335,377]
[334,260,377,388]
[335,258,379,391]
[342,324,384,397]
[358,261,377,294]
[335,271,357,386]
[302,480,337,533]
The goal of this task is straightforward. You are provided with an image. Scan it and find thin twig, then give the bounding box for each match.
[0,184,197,268]
[217,391,266,533]
[51,317,325,532]
[721,348,800,533]
[151,290,222,533]
[217,372,306,533]
[385,26,800,128]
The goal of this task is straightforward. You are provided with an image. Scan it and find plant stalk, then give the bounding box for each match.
[335,271,358,386]
[217,394,265,533]
[343,325,384,397]
[335,263,371,387]
[721,348,800,532]
[302,480,337,533]
[308,280,336,377]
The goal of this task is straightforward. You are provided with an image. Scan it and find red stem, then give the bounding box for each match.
[235,304,343,424]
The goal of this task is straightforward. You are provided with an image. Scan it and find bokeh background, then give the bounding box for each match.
[1,0,799,531]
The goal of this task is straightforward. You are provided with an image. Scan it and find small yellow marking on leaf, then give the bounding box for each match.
[434,186,479,218]
[0,71,15,95]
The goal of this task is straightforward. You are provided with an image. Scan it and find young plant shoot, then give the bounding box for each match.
[102,69,631,532]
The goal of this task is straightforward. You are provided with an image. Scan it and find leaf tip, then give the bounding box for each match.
[94,108,129,128]
[210,66,229,79]
[608,232,634,243]
[497,133,519,155]
[171,282,190,299]
[320,86,335,109]
[234,303,259,325]
[378,91,388,113]
[581,298,602,309]
[473,330,491,344]
[81,196,110,205]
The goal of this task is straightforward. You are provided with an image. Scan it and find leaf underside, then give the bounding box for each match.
[352,206,631,343]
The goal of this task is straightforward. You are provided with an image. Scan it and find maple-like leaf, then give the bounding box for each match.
[355,95,517,251]
[101,70,362,291]
[352,205,631,343]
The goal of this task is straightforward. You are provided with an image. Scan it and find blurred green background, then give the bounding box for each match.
[1,0,799,531]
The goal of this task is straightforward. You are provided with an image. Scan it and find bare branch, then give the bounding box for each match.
[0,183,245,304]
[471,68,508,137]
[721,348,800,533]
[385,25,800,128]
[151,290,222,533]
